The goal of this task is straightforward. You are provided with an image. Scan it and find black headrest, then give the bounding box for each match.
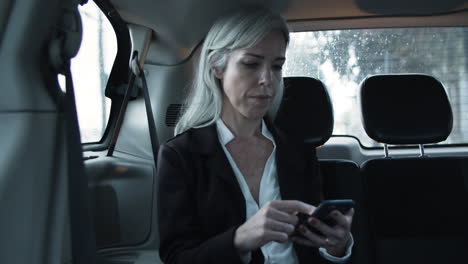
[360,74,453,145]
[275,77,334,146]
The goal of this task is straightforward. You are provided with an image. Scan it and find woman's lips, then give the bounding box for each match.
[249,95,272,104]
[250,95,272,99]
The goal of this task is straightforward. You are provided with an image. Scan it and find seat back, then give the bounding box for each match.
[319,160,373,264]
[276,76,372,264]
[360,74,468,264]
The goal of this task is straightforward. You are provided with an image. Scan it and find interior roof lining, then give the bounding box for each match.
[287,7,468,23]
[288,9,468,33]
[125,2,468,66]
[144,11,468,67]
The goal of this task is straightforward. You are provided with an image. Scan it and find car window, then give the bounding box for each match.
[71,1,117,143]
[284,27,468,147]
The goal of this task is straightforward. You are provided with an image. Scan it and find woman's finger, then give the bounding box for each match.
[291,236,319,247]
[265,218,296,235]
[263,206,299,226]
[269,200,316,215]
[345,208,355,222]
[263,229,290,243]
[329,208,354,230]
[296,225,329,247]
[307,217,341,240]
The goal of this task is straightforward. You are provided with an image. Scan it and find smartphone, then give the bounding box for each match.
[311,199,355,226]
[294,199,355,237]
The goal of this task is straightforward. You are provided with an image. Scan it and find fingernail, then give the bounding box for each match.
[309,218,317,225]
[333,211,339,217]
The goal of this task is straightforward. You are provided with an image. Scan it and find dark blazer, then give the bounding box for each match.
[157,122,329,264]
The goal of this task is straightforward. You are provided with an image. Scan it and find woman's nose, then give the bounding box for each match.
[259,67,273,86]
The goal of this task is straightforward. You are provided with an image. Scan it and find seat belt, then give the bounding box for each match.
[133,29,160,162]
[48,1,97,263]
[63,64,97,264]
[140,61,160,162]
[107,29,159,161]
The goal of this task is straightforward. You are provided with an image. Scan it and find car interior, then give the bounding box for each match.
[1,0,468,263]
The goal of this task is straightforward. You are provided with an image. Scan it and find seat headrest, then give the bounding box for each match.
[275,77,334,146]
[360,74,453,145]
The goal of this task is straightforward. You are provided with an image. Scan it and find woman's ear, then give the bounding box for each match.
[212,67,224,80]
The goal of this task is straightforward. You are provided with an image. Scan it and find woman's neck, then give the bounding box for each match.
[220,111,262,138]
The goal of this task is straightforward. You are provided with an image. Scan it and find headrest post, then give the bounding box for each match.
[419,144,426,157]
[384,143,389,158]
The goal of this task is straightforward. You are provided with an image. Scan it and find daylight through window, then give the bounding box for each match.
[73,2,117,143]
[284,27,468,147]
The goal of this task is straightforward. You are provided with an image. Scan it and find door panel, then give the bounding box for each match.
[86,155,154,249]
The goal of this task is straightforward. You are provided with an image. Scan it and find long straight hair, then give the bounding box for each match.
[175,7,289,135]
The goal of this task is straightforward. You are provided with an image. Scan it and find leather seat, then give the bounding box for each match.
[276,76,372,264]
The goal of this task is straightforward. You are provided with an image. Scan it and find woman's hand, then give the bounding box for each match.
[291,208,354,257]
[233,200,315,253]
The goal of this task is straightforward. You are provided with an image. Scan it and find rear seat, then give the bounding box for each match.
[359,74,468,264]
[275,76,372,264]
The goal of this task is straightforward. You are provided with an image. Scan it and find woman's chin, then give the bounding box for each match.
[243,109,269,121]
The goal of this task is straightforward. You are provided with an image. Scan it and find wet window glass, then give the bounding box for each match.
[284,28,468,147]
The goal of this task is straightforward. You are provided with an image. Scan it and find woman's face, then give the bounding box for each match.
[214,31,287,121]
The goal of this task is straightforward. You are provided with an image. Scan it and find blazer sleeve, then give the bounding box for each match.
[157,143,244,264]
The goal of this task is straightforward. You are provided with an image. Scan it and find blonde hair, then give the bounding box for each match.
[174,7,289,135]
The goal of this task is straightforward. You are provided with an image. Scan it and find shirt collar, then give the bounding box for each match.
[215,118,275,146]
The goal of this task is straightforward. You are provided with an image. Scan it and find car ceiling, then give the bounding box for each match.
[110,0,468,49]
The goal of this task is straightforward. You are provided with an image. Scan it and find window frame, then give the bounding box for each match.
[82,0,131,151]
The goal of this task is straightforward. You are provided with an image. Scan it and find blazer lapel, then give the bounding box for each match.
[190,124,246,221]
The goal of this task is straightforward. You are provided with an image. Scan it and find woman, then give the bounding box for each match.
[157,7,354,264]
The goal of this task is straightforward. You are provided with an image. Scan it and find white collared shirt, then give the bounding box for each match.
[215,119,352,264]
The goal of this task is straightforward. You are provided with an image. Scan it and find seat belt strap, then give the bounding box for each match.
[49,1,97,262]
[64,64,97,264]
[140,69,160,162]
[135,29,160,162]
[107,29,153,157]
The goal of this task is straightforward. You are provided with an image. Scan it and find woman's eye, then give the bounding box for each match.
[242,62,259,68]
[273,64,283,71]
